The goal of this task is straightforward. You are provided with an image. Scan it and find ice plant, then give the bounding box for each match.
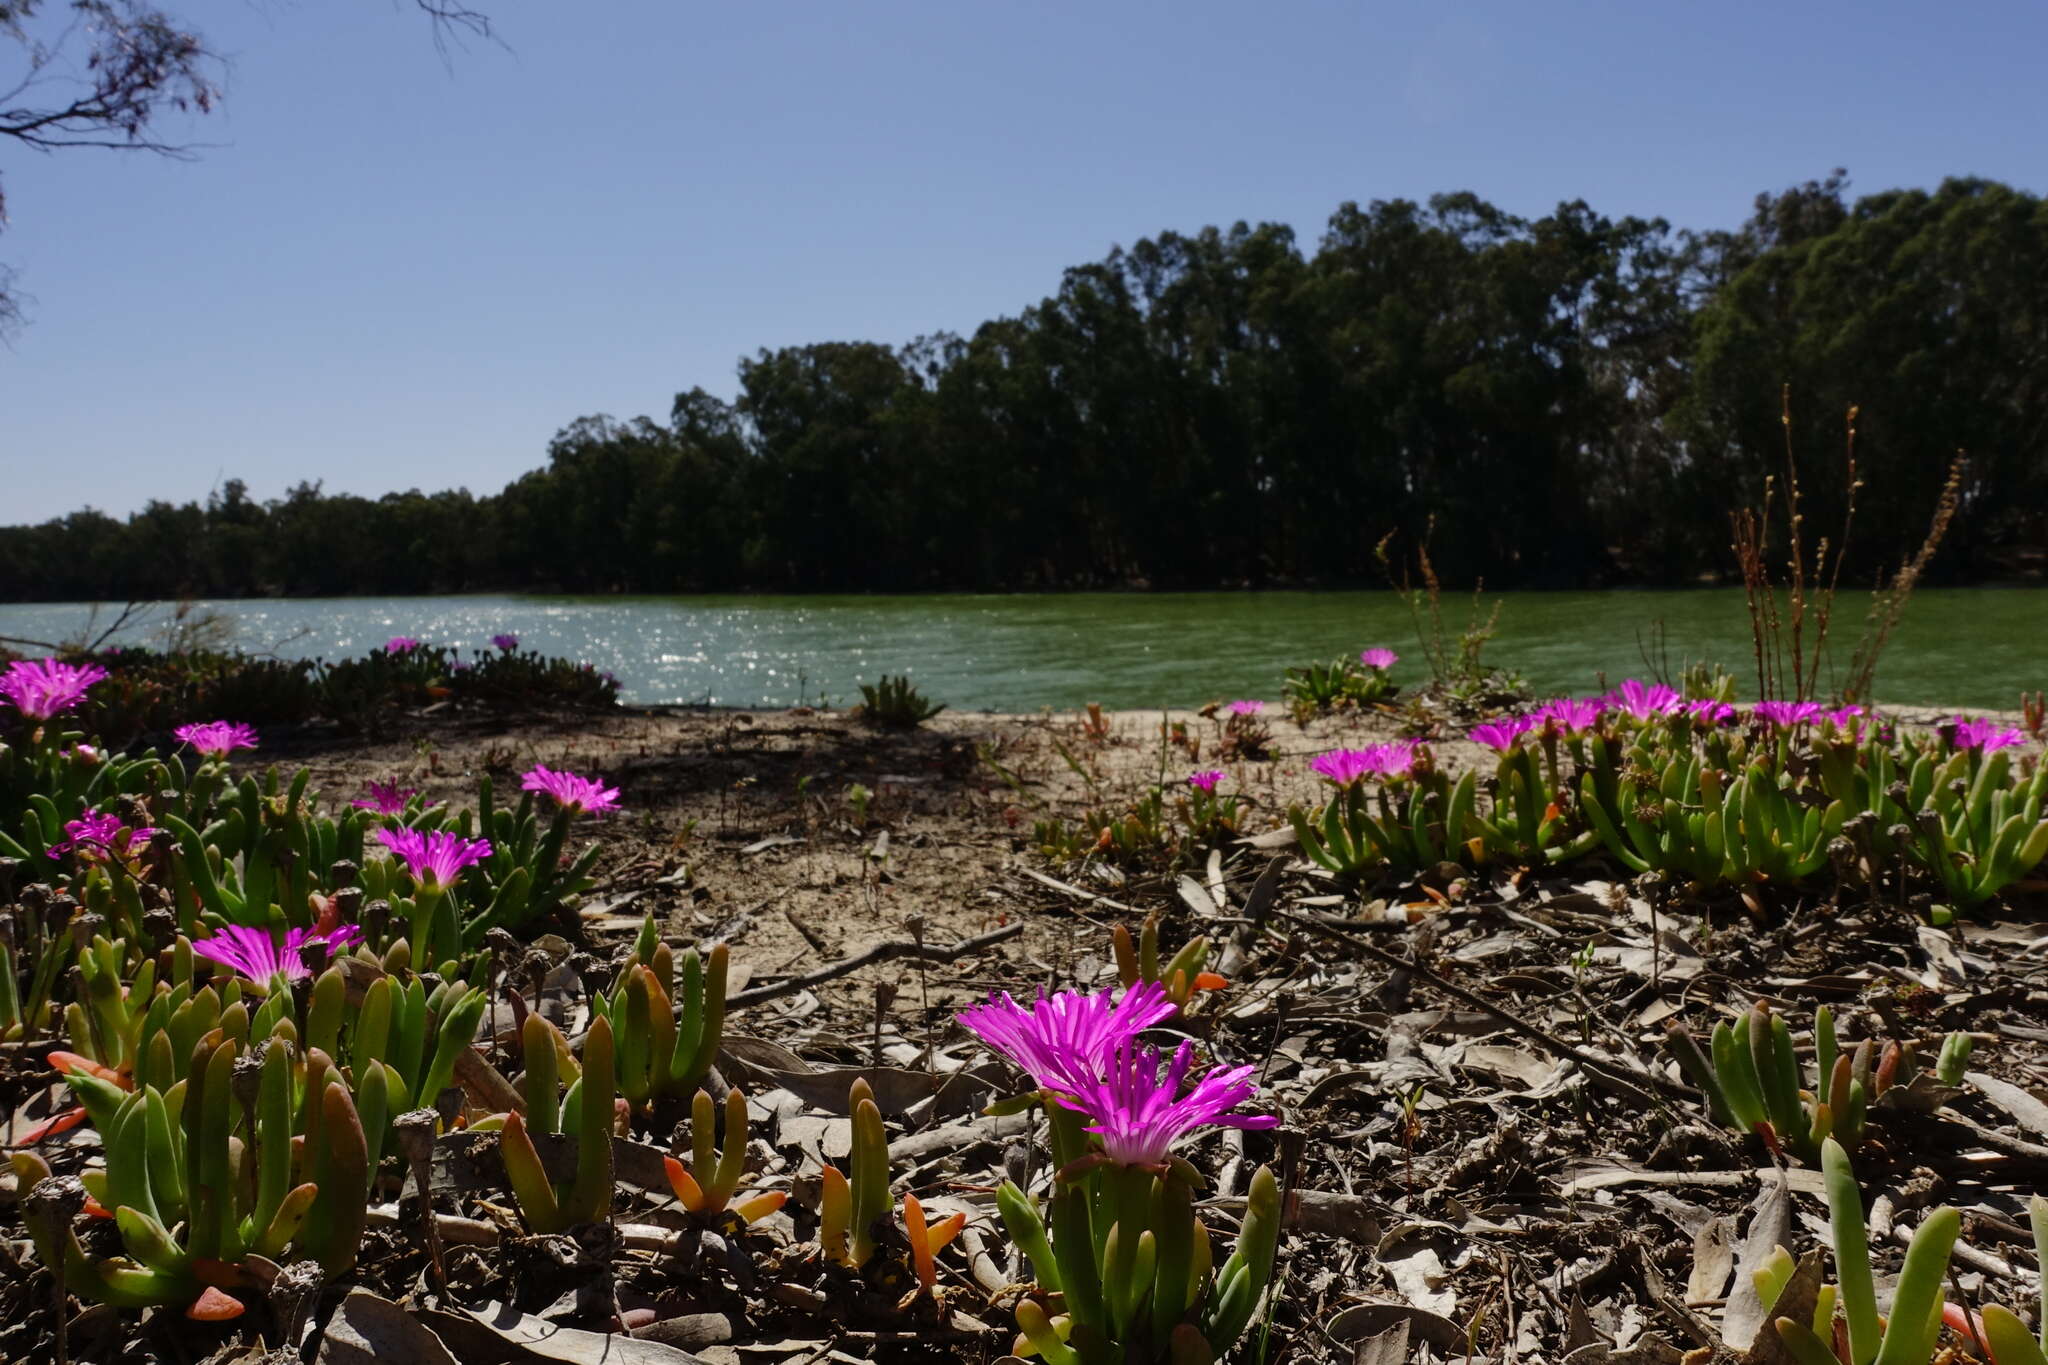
[1685,699,1738,726]
[1665,1001,1970,1162]
[384,636,422,653]
[1953,716,2026,752]
[959,981,1175,1099]
[373,826,492,890]
[351,779,427,814]
[173,720,259,760]
[47,812,161,861]
[520,764,621,816]
[1469,715,1536,752]
[1310,741,1416,787]
[1185,769,1224,793]
[190,924,363,986]
[593,916,729,1109]
[0,657,108,720]
[1359,647,1398,670]
[1607,679,1681,721]
[499,1015,616,1234]
[491,633,519,651]
[1225,699,1264,716]
[1366,739,1419,778]
[818,1078,965,1282]
[1767,1140,1959,1365]
[660,1086,787,1226]
[1753,700,1825,728]
[1310,748,1379,786]
[989,1027,1283,1364]
[1113,912,1225,1008]
[37,1032,370,1315]
[1073,1039,1277,1166]
[1536,696,1603,735]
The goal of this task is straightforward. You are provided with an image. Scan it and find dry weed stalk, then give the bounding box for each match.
[1731,390,1861,703]
[1733,388,1965,705]
[1841,454,1966,704]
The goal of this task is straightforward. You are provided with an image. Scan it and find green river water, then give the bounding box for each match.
[1,589,2040,711]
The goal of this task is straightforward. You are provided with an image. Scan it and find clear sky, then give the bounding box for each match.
[2,0,2041,525]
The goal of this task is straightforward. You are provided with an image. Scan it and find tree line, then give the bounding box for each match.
[5,172,2044,601]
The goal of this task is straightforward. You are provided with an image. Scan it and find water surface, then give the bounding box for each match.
[0,590,2038,711]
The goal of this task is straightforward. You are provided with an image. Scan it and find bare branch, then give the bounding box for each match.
[0,1,499,326]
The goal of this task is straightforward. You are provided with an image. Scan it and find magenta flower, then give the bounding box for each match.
[374,827,493,890]
[174,720,259,760]
[47,812,162,862]
[1468,715,1536,753]
[1359,648,1399,671]
[1225,699,1265,717]
[1685,699,1738,726]
[1827,705,1866,726]
[520,764,621,816]
[491,633,520,651]
[958,982,1177,1098]
[385,636,422,654]
[1753,700,1825,728]
[1186,769,1225,793]
[0,658,109,721]
[1606,680,1681,721]
[1311,741,1416,785]
[1952,717,2026,752]
[191,923,364,985]
[1535,697,1604,736]
[1364,740,1419,779]
[1067,1039,1277,1166]
[1310,748,1377,786]
[351,779,424,814]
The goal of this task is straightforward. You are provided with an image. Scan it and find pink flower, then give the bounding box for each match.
[1065,1039,1277,1166]
[1310,749,1376,786]
[1685,699,1738,726]
[1359,648,1399,671]
[1364,740,1419,779]
[1186,769,1225,793]
[0,658,108,721]
[491,634,519,651]
[959,983,1177,1098]
[47,812,162,861]
[351,779,423,814]
[374,827,493,890]
[1311,741,1417,785]
[1753,700,1825,728]
[1468,715,1536,752]
[1606,680,1681,721]
[1535,697,1603,736]
[1226,699,1265,717]
[192,923,364,984]
[174,720,259,760]
[520,765,621,816]
[385,636,422,654]
[1824,705,1868,738]
[1952,717,2026,752]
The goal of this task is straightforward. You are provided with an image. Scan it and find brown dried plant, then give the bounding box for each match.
[1731,389,1963,705]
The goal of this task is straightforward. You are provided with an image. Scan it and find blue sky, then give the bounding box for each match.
[3,0,2041,524]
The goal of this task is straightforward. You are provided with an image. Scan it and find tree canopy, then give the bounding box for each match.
[4,174,2043,600]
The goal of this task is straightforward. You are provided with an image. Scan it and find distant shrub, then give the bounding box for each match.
[42,641,619,746]
[858,675,944,728]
